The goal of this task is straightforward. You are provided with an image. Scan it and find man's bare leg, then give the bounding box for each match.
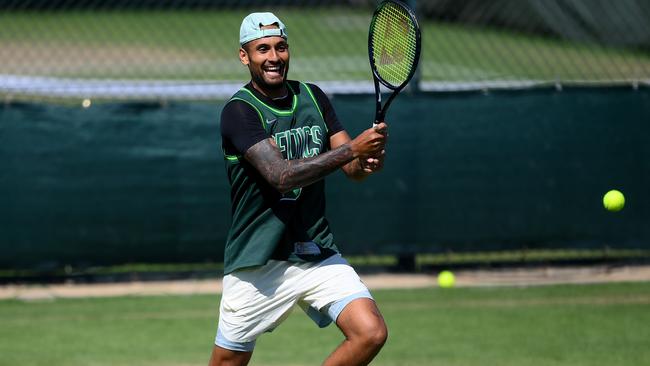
[208,345,253,366]
[322,298,388,366]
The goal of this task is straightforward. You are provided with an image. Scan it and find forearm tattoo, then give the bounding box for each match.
[245,138,355,193]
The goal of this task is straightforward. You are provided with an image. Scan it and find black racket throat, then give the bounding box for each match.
[373,78,401,123]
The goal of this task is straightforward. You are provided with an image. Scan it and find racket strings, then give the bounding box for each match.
[371,3,418,88]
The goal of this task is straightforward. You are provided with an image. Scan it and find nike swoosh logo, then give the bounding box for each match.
[266,118,277,125]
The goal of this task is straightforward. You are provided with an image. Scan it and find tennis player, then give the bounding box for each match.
[209,12,388,366]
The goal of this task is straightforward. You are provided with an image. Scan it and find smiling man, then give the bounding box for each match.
[209,12,389,366]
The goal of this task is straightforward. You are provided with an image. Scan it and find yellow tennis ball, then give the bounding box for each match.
[603,189,625,212]
[437,270,455,288]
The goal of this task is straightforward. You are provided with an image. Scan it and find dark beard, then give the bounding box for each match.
[251,73,285,90]
[250,62,288,91]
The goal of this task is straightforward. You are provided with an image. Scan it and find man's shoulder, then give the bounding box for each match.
[221,95,260,125]
[223,97,254,113]
[224,83,259,112]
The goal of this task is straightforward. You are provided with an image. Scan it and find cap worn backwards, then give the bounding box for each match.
[239,12,288,46]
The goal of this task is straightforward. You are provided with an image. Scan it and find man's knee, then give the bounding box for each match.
[339,299,388,349]
[360,317,388,349]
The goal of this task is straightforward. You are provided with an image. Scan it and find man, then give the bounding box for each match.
[209,12,388,366]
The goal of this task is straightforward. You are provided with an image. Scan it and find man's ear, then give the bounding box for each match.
[239,47,249,66]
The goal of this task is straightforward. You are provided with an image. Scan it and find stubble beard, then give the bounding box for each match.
[251,63,289,91]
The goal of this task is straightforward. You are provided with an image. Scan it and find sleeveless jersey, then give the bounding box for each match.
[222,81,339,274]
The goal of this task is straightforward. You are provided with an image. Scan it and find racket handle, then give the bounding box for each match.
[373,110,385,127]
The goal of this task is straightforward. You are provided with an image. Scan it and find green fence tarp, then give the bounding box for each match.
[1,87,649,269]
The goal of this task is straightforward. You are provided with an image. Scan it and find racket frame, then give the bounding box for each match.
[368,0,421,123]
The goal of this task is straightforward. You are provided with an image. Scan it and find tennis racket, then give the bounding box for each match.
[368,0,421,125]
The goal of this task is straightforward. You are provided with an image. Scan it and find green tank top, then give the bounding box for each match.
[222,81,339,274]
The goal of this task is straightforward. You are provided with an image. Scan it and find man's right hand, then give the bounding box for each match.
[350,122,388,159]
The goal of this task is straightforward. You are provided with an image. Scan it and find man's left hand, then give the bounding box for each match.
[359,150,385,173]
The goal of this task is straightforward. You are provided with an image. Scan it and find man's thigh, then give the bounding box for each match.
[208,345,253,366]
[298,254,374,326]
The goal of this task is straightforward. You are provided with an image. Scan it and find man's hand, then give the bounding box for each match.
[359,152,385,173]
[349,122,388,159]
[360,122,388,173]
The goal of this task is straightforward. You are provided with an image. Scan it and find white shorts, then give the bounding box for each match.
[215,254,372,352]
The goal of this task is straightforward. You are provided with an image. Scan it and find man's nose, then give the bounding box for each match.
[267,49,280,62]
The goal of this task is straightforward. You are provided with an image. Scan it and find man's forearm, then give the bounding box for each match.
[245,139,356,193]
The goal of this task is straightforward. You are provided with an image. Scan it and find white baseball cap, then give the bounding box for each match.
[239,12,288,46]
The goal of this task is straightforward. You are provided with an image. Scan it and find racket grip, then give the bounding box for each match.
[373,110,384,127]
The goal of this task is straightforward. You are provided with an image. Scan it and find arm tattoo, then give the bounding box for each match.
[245,138,355,193]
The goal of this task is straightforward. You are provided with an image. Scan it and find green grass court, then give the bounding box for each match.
[1,9,648,82]
[1,282,649,365]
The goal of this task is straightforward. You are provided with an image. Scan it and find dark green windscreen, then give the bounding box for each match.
[1,87,649,269]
